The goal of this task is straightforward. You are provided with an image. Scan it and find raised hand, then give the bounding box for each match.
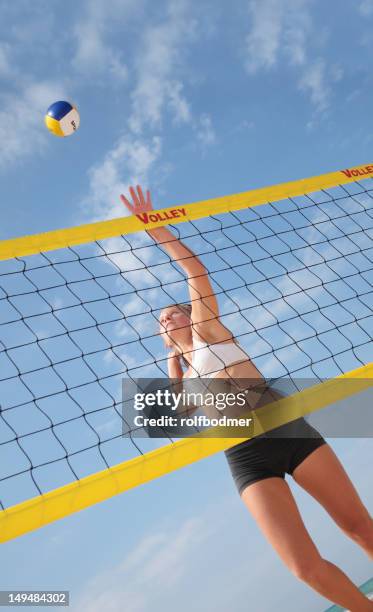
[120,185,153,215]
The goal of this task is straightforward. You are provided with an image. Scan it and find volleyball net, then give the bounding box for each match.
[0,163,372,543]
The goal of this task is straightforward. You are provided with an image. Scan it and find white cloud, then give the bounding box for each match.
[79,0,201,223]
[298,58,329,111]
[195,113,217,148]
[0,0,214,182]
[128,0,196,134]
[73,515,215,612]
[330,64,344,82]
[167,80,192,124]
[245,0,311,74]
[230,119,255,135]
[284,15,309,67]
[72,0,142,81]
[359,0,373,15]
[245,0,283,72]
[73,20,128,82]
[243,0,341,113]
[0,43,11,77]
[79,135,162,222]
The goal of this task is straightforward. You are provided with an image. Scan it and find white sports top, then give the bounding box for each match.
[186,336,250,378]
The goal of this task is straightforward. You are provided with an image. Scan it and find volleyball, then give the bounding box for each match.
[44,100,80,137]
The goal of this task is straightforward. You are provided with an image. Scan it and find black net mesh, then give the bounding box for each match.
[0,178,372,509]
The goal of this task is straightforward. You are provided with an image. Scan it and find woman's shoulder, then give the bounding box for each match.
[191,334,207,346]
[192,329,238,346]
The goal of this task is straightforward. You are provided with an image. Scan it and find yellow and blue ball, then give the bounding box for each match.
[45,101,80,137]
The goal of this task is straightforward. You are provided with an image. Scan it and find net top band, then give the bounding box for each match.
[1,163,372,261]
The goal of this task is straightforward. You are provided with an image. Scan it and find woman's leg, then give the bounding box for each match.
[290,443,373,560]
[241,477,373,610]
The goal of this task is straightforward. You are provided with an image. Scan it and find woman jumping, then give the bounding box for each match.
[120,185,373,611]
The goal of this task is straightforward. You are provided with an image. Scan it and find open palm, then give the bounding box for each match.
[120,185,153,215]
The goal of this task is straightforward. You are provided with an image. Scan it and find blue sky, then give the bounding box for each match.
[0,0,373,610]
[0,0,373,237]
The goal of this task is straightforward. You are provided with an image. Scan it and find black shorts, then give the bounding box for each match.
[224,417,327,496]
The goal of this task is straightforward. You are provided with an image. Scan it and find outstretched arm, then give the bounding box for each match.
[120,186,229,342]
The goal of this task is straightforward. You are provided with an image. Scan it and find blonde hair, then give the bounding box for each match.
[160,303,192,320]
